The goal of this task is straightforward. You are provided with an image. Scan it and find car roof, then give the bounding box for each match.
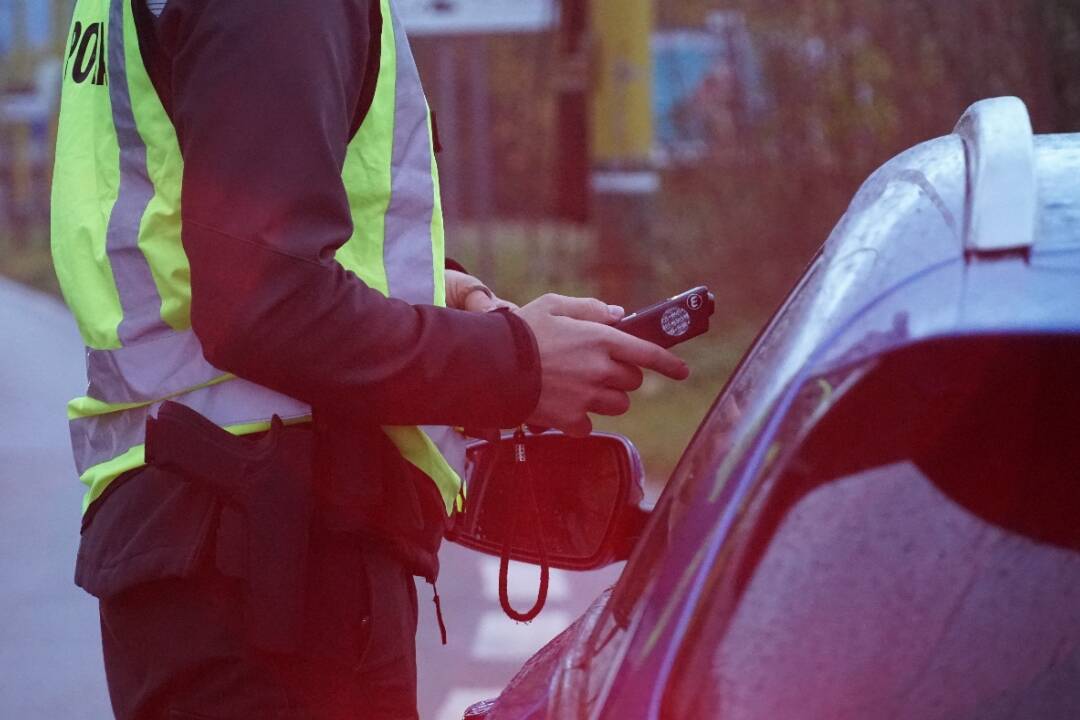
[827,96,1078,291]
[748,97,1080,401]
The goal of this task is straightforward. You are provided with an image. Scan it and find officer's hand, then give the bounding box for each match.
[446,269,518,313]
[515,294,690,437]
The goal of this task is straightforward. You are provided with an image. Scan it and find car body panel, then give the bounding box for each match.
[476,100,1080,720]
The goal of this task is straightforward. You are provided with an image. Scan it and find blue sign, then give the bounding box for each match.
[652,15,768,163]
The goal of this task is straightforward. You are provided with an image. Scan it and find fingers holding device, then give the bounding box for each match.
[514,289,710,437]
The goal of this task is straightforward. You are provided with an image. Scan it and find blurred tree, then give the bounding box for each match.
[652,0,1080,326]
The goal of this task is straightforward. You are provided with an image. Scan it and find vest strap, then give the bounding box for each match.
[107,0,173,345]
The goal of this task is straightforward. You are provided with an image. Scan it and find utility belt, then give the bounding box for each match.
[145,401,449,653]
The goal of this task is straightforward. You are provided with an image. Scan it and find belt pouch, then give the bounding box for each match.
[145,400,313,653]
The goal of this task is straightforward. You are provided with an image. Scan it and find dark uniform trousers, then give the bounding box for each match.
[78,424,424,720]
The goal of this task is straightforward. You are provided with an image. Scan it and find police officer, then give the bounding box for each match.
[51,1,688,717]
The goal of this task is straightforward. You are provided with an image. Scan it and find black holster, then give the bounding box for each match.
[144,401,313,654]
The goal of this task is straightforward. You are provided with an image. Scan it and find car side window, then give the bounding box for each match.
[682,461,1080,719]
[665,335,1080,719]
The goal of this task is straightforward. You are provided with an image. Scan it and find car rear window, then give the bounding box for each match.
[666,335,1080,719]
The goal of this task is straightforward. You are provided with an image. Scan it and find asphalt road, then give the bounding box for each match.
[0,278,111,718]
[0,278,620,720]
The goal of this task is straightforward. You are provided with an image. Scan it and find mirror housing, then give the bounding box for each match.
[447,431,649,571]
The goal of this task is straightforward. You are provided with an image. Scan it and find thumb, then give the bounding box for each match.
[548,296,625,324]
[462,288,499,313]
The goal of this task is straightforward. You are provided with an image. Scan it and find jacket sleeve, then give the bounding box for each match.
[153,0,540,428]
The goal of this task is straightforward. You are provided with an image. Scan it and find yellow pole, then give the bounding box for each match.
[588,0,658,307]
[589,0,655,166]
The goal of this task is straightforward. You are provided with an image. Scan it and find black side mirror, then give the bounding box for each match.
[447,431,649,571]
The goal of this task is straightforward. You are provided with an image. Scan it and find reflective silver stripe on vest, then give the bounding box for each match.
[71,378,311,475]
[107,0,171,346]
[86,328,226,404]
[385,10,466,481]
[383,8,436,306]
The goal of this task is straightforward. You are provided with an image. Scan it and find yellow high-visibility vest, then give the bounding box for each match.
[51,0,463,515]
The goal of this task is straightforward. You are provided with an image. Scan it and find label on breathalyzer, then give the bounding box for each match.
[661,306,691,337]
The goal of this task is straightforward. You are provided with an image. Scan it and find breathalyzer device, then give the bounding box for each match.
[615,286,715,348]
